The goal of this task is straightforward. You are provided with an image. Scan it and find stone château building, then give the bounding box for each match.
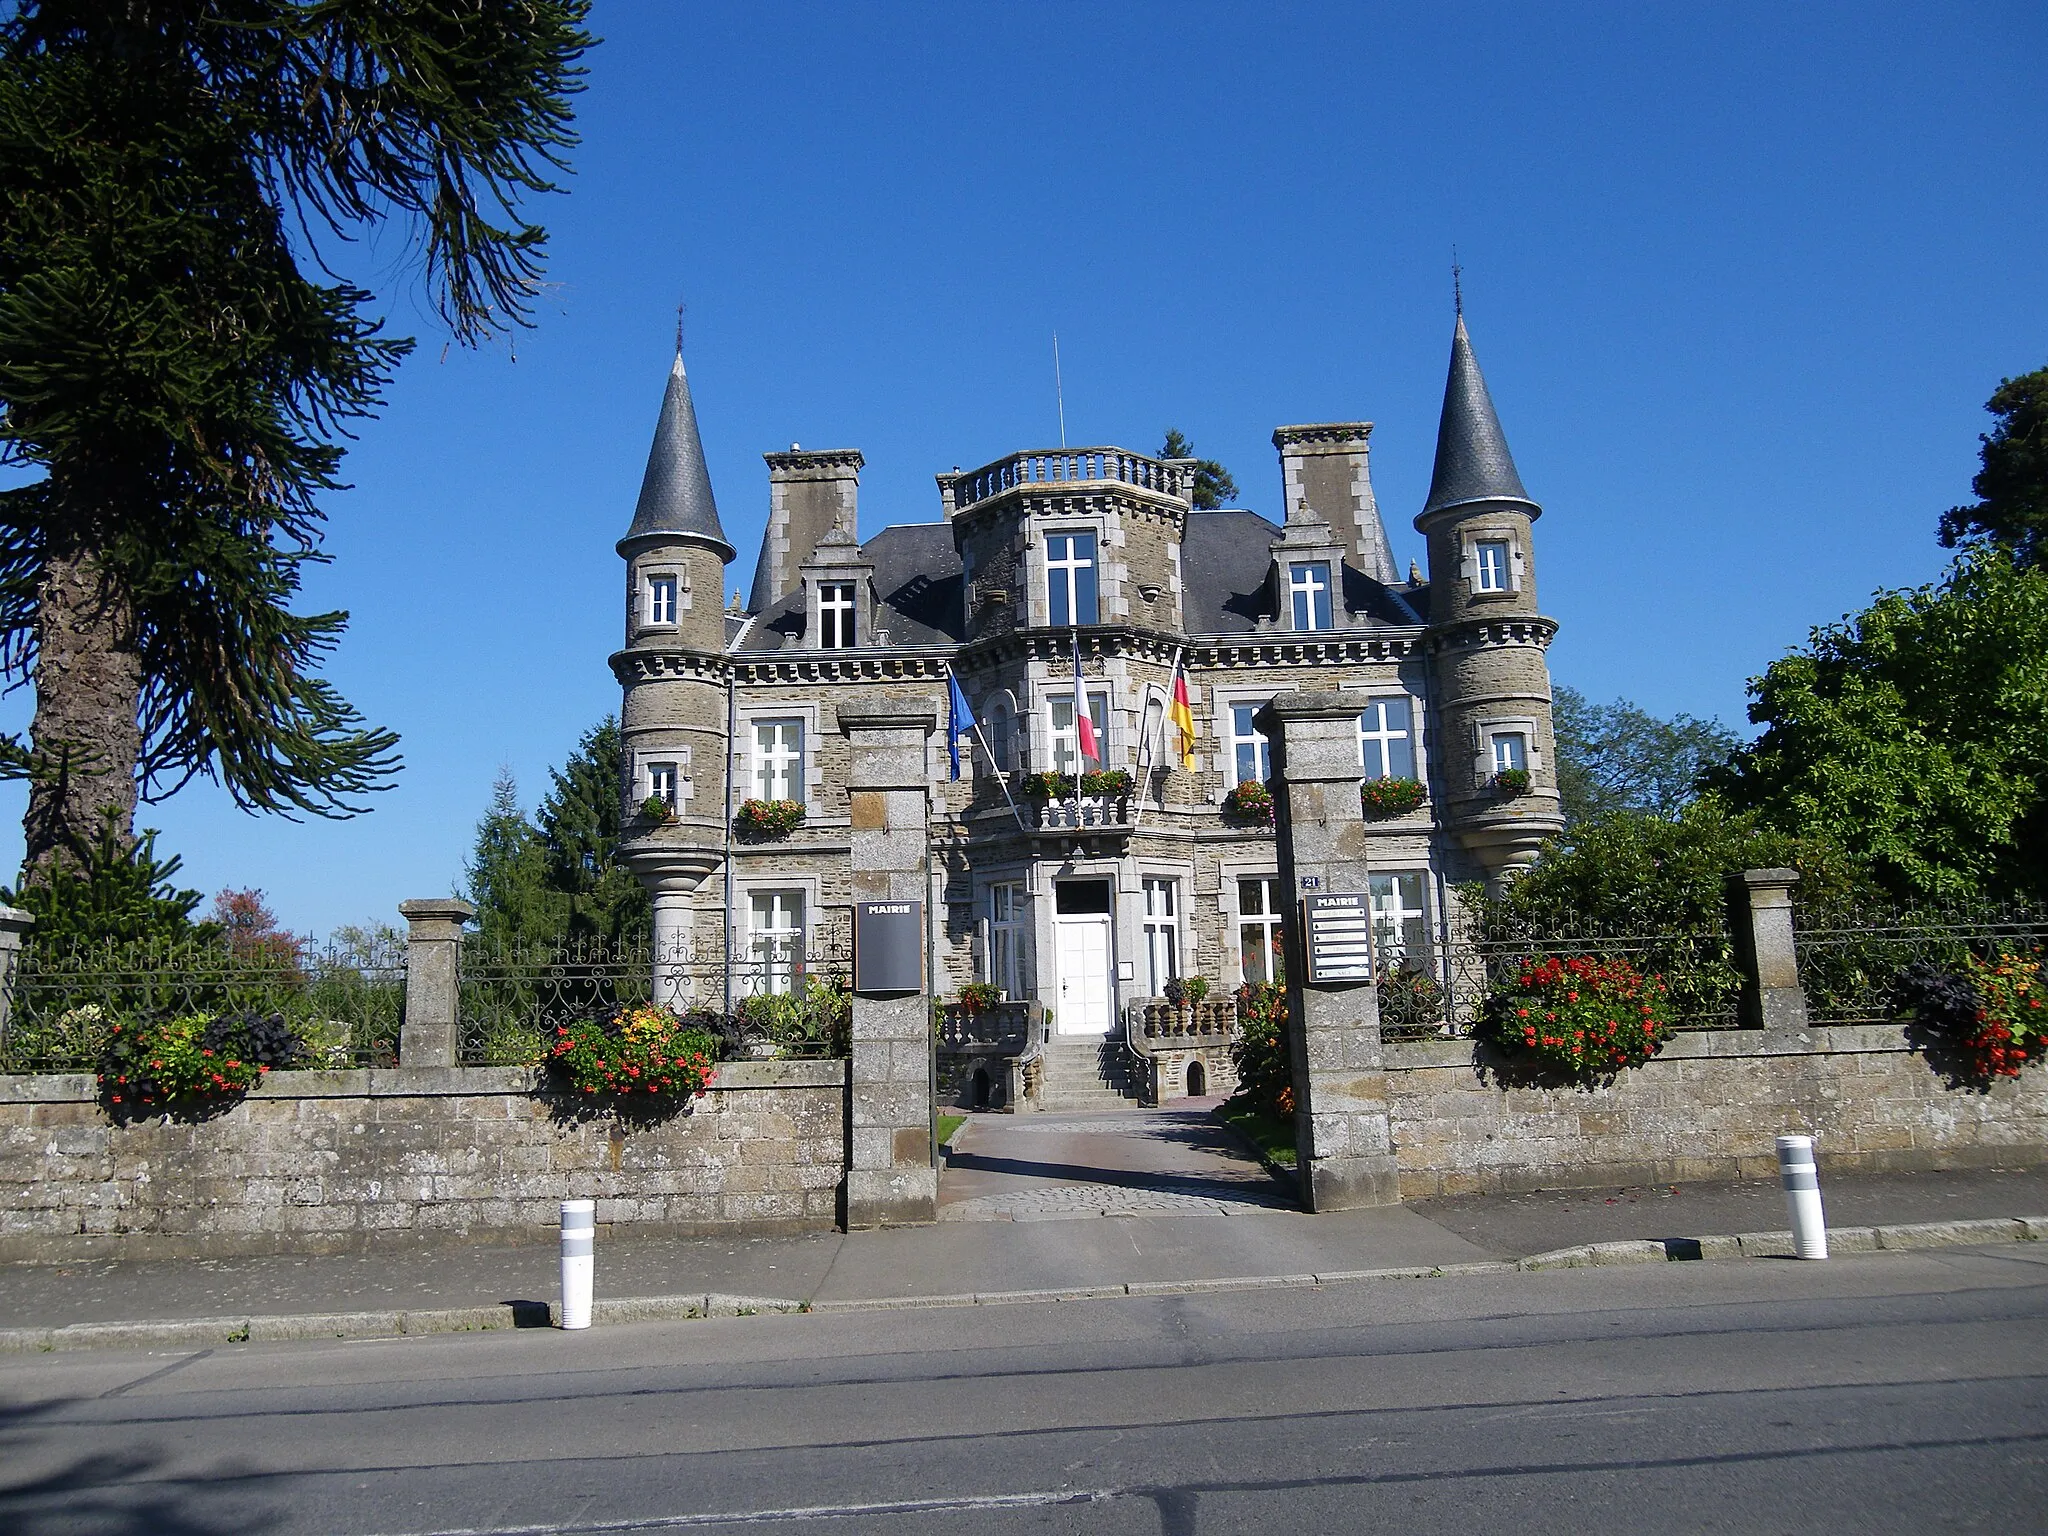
[610,314,1564,1102]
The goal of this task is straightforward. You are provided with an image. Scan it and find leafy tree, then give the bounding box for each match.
[0,3,592,879]
[463,769,560,951]
[1939,365,2048,566]
[1552,685,1741,824]
[1,814,207,946]
[535,716,648,944]
[1159,428,1239,510]
[1704,548,2048,906]
[208,887,300,966]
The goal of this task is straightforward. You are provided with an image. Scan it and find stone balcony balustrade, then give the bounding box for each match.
[945,448,1187,513]
[1033,795,1134,833]
[1128,997,1237,1058]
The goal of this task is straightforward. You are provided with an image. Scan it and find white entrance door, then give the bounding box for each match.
[1054,917,1114,1035]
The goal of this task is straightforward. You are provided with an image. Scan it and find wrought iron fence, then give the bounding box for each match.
[1793,904,2048,1026]
[1377,919,1742,1043]
[456,939,853,1066]
[0,934,407,1073]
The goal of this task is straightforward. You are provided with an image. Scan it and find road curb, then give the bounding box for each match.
[4,1215,2040,1353]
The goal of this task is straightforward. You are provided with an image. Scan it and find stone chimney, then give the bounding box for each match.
[748,448,863,612]
[1271,423,1397,585]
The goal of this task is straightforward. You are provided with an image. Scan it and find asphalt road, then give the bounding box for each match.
[4,1245,2046,1535]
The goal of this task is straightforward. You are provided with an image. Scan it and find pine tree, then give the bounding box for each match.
[463,770,562,952]
[1159,429,1240,510]
[536,717,649,944]
[0,4,593,878]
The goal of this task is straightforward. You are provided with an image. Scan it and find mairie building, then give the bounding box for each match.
[609,314,1564,1105]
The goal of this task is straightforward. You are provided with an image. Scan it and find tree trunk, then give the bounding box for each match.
[22,541,144,877]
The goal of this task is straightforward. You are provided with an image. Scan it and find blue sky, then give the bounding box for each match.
[3,1,2043,939]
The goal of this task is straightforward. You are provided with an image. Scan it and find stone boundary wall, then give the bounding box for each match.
[1386,1026,2048,1198]
[0,1061,847,1262]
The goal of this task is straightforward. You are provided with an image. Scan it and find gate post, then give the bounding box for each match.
[1258,693,1402,1211]
[840,705,940,1228]
[1733,868,1813,1044]
[398,899,476,1069]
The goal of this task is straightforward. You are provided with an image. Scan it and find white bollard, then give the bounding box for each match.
[1776,1134,1827,1260]
[560,1199,595,1329]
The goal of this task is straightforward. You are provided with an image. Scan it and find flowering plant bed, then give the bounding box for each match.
[954,982,1004,1013]
[548,1004,719,1098]
[1898,947,2046,1082]
[1360,777,1427,818]
[1485,954,1673,1079]
[1223,780,1274,822]
[1491,767,1532,798]
[735,798,804,836]
[98,1010,305,1108]
[1023,770,1069,800]
[1229,981,1293,1117]
[1080,768,1133,797]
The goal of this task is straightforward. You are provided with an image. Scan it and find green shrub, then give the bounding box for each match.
[98,1010,304,1107]
[1228,981,1292,1116]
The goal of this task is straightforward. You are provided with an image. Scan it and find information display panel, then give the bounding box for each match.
[853,900,925,994]
[1301,893,1374,984]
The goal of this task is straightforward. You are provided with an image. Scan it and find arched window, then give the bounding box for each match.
[988,693,1017,772]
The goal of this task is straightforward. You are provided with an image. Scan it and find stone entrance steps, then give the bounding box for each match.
[1035,1035,1141,1111]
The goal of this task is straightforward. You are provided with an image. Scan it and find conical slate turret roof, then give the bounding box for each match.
[620,353,735,560]
[1422,315,1537,518]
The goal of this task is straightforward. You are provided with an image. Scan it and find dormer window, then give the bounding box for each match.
[1288,561,1332,630]
[1474,540,1511,594]
[818,582,856,649]
[644,573,678,626]
[1045,531,1099,627]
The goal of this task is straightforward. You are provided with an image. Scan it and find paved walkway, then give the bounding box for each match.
[938,1099,1292,1220]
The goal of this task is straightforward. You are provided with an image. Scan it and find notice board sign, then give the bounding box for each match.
[853,900,925,994]
[1302,893,1374,984]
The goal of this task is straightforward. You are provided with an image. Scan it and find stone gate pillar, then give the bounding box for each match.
[398,898,476,1069]
[1734,868,1813,1045]
[840,704,939,1228]
[1257,693,1402,1211]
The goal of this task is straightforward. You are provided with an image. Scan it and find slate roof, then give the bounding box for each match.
[621,356,735,559]
[1422,315,1537,517]
[1181,511,1426,633]
[739,522,964,651]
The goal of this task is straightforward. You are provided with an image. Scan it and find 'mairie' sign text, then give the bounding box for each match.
[1302,893,1374,984]
[853,900,924,994]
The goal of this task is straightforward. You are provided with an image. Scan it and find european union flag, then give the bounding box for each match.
[946,670,973,780]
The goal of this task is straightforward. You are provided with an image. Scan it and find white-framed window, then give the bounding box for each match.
[1474,539,1512,593]
[1045,530,1100,627]
[1359,696,1417,780]
[1141,877,1180,997]
[644,573,678,626]
[753,719,804,803]
[1491,731,1528,774]
[989,883,1026,1000]
[1369,872,1431,972]
[1237,876,1285,984]
[1048,690,1108,775]
[1288,561,1333,631]
[746,890,805,995]
[818,582,856,649]
[1229,702,1271,786]
[646,761,678,808]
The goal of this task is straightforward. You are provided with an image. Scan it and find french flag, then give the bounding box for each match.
[1071,631,1099,762]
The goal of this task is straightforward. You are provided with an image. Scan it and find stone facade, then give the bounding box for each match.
[612,316,1565,1102]
[0,1061,845,1261]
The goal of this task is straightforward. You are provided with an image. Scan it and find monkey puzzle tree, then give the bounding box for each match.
[0,1,593,879]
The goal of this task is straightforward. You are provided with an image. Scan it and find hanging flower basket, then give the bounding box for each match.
[1897,948,2046,1083]
[1223,780,1275,823]
[639,795,677,825]
[98,1011,306,1110]
[549,1004,719,1099]
[1360,777,1427,818]
[1492,767,1532,798]
[736,798,805,837]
